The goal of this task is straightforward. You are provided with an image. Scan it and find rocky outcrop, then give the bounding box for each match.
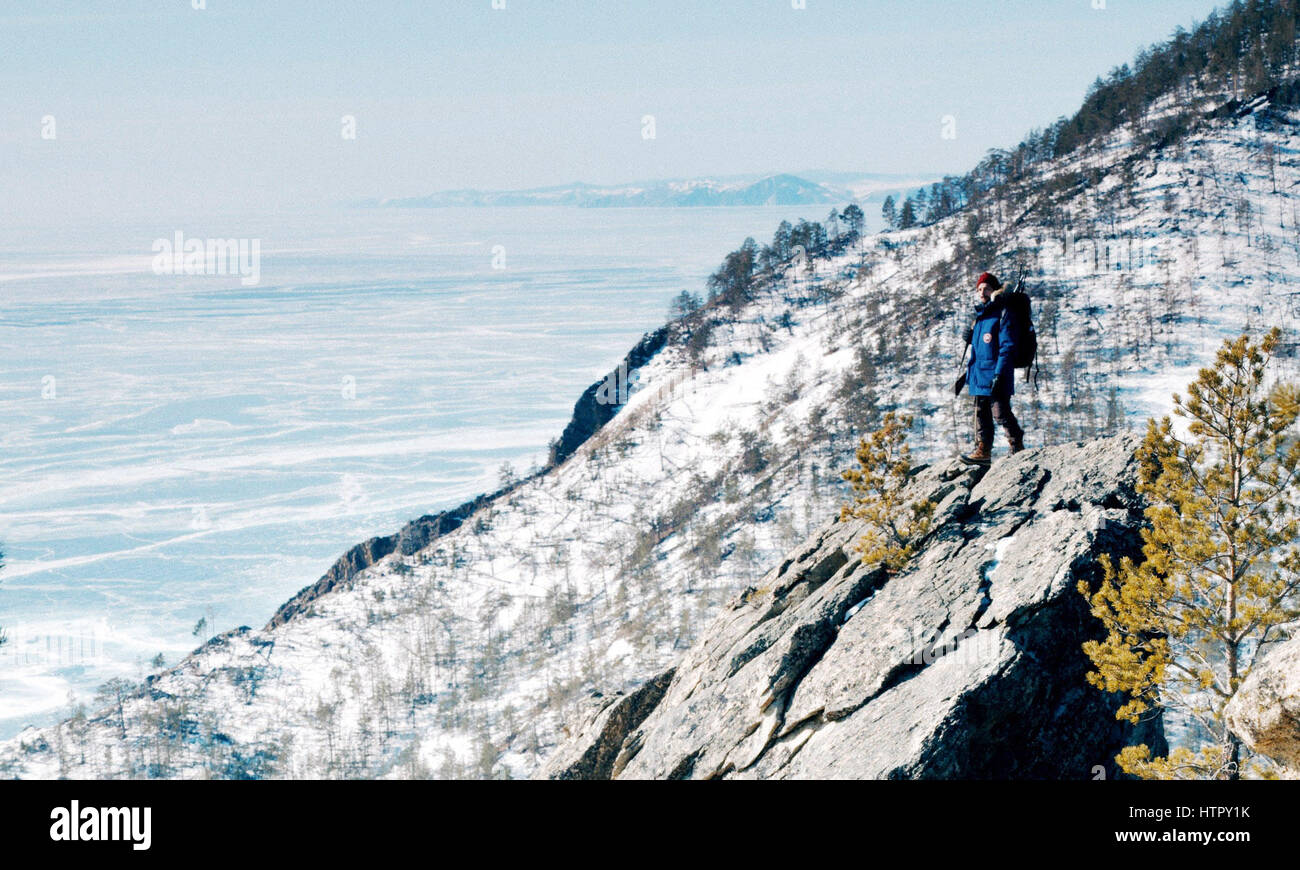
[540,669,676,780]
[266,492,498,629]
[550,325,672,466]
[1226,635,1300,774]
[538,434,1166,779]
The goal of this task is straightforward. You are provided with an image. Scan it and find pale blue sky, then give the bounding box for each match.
[0,0,1230,218]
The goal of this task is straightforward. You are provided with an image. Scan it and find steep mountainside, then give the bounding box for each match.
[539,435,1166,779]
[7,79,1300,779]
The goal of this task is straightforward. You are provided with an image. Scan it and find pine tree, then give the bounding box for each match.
[95,677,135,739]
[842,203,865,236]
[898,198,917,230]
[1079,328,1300,779]
[825,208,841,240]
[881,196,897,230]
[669,290,701,320]
[1104,386,1124,435]
[771,220,793,260]
[840,412,936,571]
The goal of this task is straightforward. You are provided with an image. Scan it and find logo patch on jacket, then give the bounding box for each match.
[983,333,992,343]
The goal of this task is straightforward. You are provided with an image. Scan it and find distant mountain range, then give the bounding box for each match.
[360,172,942,209]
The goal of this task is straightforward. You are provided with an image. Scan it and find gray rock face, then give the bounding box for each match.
[538,434,1166,779]
[538,669,675,780]
[1226,635,1300,773]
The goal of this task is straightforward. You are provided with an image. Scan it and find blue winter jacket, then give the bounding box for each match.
[966,294,1016,397]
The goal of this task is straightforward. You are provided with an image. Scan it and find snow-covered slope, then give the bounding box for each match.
[7,87,1300,779]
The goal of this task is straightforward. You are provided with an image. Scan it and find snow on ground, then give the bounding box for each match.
[7,93,1300,779]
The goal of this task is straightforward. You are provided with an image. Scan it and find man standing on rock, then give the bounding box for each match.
[959,271,1025,465]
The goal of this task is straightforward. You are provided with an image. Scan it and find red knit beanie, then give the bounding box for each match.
[976,272,1001,290]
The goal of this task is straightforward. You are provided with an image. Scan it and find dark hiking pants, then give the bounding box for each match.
[974,394,1023,446]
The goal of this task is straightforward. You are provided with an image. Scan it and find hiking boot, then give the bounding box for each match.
[960,441,992,466]
[1008,433,1025,454]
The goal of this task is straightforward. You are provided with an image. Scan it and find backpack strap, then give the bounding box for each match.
[996,304,1015,347]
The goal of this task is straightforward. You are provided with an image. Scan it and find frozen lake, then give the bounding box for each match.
[0,204,823,737]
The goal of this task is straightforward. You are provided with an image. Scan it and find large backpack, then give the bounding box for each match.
[999,282,1038,372]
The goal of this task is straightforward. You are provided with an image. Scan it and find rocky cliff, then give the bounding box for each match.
[1226,634,1300,777]
[539,434,1166,779]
